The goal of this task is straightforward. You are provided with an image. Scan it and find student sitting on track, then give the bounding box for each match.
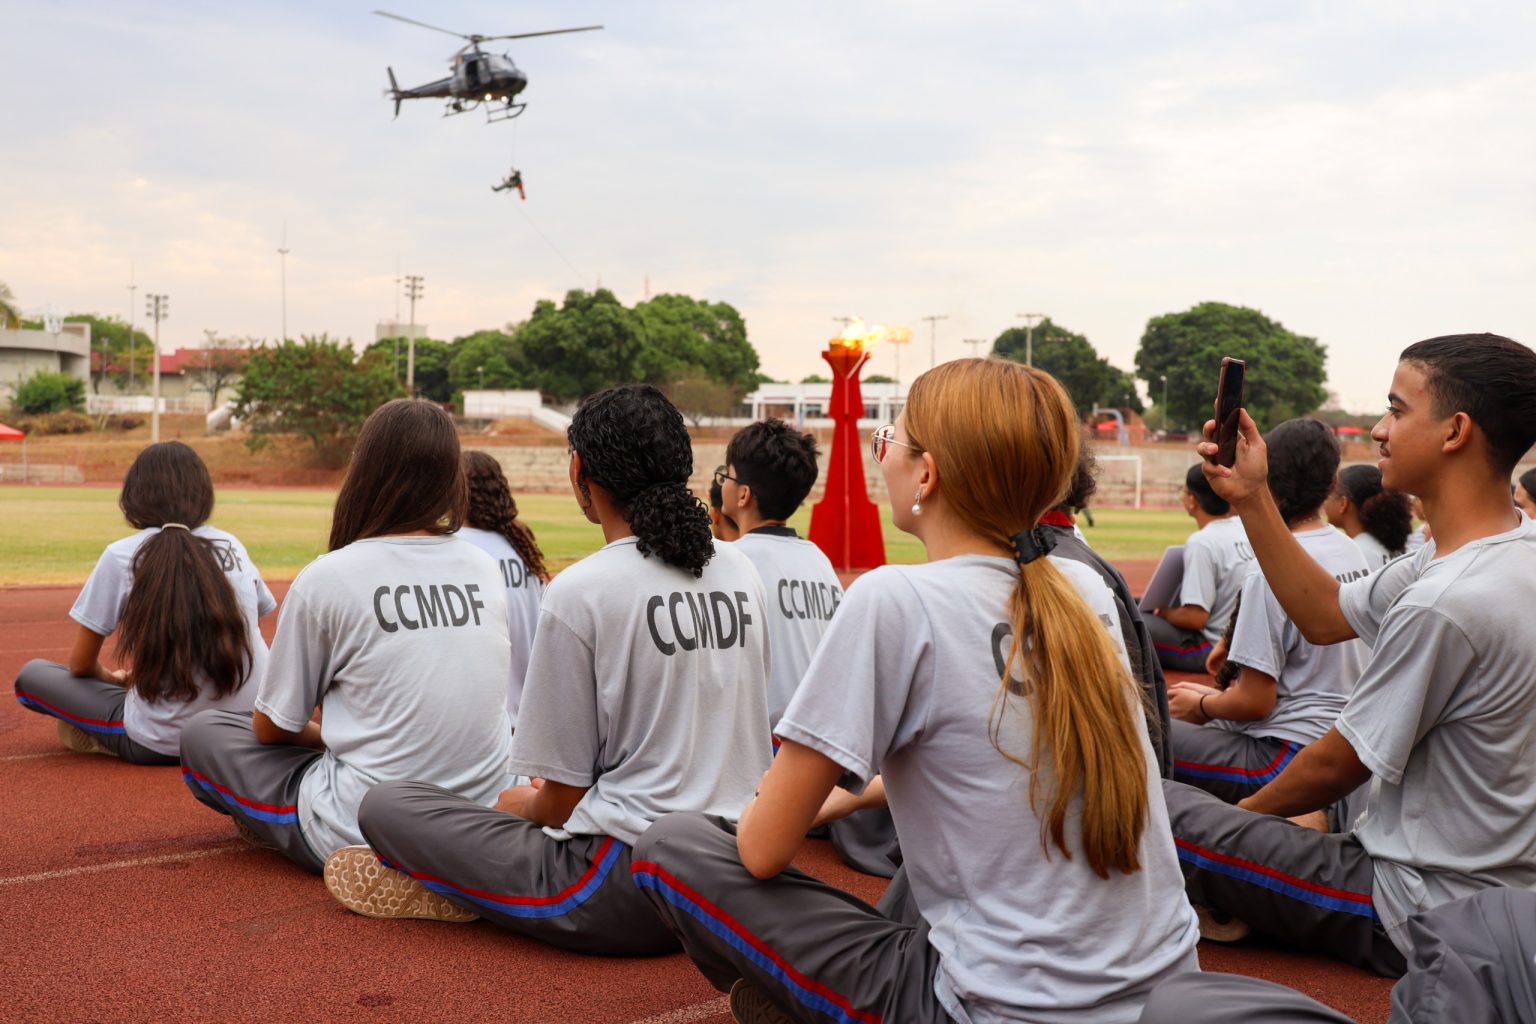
[13,441,273,765]
[458,449,548,732]
[630,359,1197,1024]
[1515,467,1536,519]
[1146,465,1253,673]
[1325,464,1414,569]
[1168,419,1369,807]
[322,384,772,957]
[179,399,514,873]
[1164,333,1536,977]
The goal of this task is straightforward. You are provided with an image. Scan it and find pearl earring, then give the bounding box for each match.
[912,488,923,515]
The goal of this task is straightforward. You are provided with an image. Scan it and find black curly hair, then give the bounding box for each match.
[567,384,714,577]
[1057,446,1099,513]
[724,418,821,521]
[463,449,549,582]
[1265,418,1340,525]
[1337,464,1413,555]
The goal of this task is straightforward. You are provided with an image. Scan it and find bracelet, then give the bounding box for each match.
[1199,694,1212,721]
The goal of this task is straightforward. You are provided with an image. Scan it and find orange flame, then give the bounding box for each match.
[829,318,912,355]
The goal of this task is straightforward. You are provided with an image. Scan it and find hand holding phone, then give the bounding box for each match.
[1213,357,1246,468]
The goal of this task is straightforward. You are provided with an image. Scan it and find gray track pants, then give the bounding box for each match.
[179,708,326,872]
[1146,616,1213,673]
[357,779,677,957]
[1164,779,1406,977]
[827,806,901,879]
[1170,719,1300,803]
[1139,888,1536,1024]
[631,812,951,1024]
[14,659,176,765]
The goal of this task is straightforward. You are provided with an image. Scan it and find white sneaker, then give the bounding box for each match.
[323,846,479,923]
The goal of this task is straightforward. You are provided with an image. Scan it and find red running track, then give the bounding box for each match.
[0,564,1394,1024]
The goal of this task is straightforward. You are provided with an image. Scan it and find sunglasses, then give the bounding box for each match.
[871,424,921,463]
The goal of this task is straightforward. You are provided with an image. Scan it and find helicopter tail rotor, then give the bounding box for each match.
[386,66,402,118]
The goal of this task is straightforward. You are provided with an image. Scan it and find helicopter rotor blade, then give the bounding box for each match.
[373,10,473,41]
[476,26,604,42]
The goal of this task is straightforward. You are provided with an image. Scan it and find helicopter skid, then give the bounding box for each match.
[485,102,527,122]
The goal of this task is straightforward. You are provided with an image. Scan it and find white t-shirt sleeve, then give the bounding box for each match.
[69,544,132,637]
[774,569,932,791]
[255,575,277,617]
[253,587,330,733]
[1178,534,1218,612]
[1335,606,1476,785]
[506,610,601,788]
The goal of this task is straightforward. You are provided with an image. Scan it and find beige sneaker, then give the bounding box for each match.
[729,980,794,1024]
[1195,903,1252,943]
[233,818,277,851]
[324,846,479,923]
[56,720,111,756]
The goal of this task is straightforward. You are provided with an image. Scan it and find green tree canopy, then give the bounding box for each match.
[993,318,1144,415]
[0,281,23,329]
[516,289,650,403]
[633,293,759,392]
[446,328,532,393]
[1134,302,1327,430]
[15,370,86,414]
[365,336,453,403]
[234,335,404,464]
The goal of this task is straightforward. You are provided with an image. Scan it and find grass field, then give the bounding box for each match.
[0,485,1191,585]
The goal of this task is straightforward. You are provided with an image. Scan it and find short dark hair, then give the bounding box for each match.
[1056,447,1099,513]
[1400,334,1536,474]
[1519,467,1536,498]
[1266,418,1339,525]
[1337,463,1413,553]
[329,399,466,551]
[724,419,821,521]
[1185,463,1229,516]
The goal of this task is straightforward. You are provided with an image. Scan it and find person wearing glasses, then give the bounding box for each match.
[321,384,773,957]
[630,359,1197,1024]
[707,474,741,542]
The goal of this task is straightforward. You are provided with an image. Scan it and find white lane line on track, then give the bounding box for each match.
[623,996,730,1024]
[0,845,242,886]
[0,751,69,762]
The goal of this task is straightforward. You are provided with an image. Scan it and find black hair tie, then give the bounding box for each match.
[1010,526,1057,566]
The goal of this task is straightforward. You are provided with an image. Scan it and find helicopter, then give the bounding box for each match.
[376,10,602,122]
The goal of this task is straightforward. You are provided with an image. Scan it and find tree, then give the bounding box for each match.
[666,371,745,427]
[233,335,405,464]
[633,293,760,392]
[0,281,21,329]
[15,370,86,414]
[1134,302,1327,430]
[58,314,156,394]
[800,374,831,384]
[445,329,531,392]
[993,317,1144,415]
[183,335,250,405]
[865,374,897,384]
[364,336,453,403]
[517,289,649,403]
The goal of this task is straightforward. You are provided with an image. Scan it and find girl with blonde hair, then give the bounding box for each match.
[630,359,1198,1023]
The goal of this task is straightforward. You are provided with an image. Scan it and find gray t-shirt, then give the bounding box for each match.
[1351,531,1399,570]
[1179,517,1254,642]
[255,535,514,858]
[1336,515,1536,952]
[508,537,772,846]
[1221,526,1370,745]
[730,528,843,726]
[459,526,544,730]
[71,526,275,757]
[776,556,1198,1024]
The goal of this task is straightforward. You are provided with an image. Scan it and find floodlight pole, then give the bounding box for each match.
[146,294,168,443]
[127,263,138,393]
[277,221,290,344]
[1016,312,1044,367]
[920,314,948,371]
[964,338,987,359]
[404,275,424,395]
[1160,374,1168,432]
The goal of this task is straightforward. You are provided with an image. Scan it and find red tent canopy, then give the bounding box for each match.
[1335,425,1366,436]
[0,423,24,441]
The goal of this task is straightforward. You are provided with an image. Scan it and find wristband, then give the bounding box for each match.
[1199,694,1212,721]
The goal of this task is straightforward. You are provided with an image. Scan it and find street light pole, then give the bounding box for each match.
[920,314,948,371]
[1160,374,1168,432]
[963,338,987,359]
[145,294,168,443]
[404,275,424,395]
[127,262,138,393]
[1016,312,1044,367]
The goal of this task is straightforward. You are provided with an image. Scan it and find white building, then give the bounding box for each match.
[744,380,908,428]
[0,324,91,406]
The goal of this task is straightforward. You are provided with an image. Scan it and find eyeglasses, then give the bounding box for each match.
[871,424,921,463]
[712,465,741,487]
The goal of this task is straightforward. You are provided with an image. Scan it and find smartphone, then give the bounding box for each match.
[1213,357,1246,468]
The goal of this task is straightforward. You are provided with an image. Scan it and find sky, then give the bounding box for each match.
[2,0,1532,412]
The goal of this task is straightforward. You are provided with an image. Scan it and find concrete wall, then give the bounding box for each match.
[0,325,91,405]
